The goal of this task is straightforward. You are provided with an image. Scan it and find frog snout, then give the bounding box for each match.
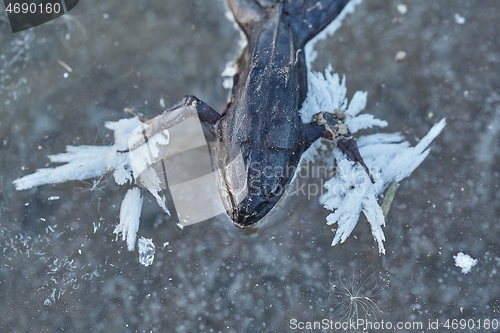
[232,198,269,226]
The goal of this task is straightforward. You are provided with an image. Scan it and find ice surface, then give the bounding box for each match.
[305,0,363,66]
[13,0,445,257]
[454,252,477,274]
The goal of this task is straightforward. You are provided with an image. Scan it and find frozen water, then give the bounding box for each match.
[305,0,363,66]
[2,1,499,331]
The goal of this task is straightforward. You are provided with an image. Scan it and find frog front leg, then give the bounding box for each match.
[304,110,375,183]
[127,95,224,225]
[129,95,221,150]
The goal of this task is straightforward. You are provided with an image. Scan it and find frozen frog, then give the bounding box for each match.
[133,0,372,226]
[14,0,446,253]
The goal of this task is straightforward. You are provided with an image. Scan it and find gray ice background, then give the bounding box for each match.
[1,0,499,332]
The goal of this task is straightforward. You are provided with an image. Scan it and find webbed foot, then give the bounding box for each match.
[306,110,375,183]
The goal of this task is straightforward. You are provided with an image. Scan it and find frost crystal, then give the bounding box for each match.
[13,117,153,253]
[454,252,477,274]
[138,237,155,267]
[114,188,143,251]
[13,67,445,256]
[454,13,466,25]
[13,117,142,190]
[300,67,445,254]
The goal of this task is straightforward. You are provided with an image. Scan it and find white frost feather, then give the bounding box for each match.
[114,187,143,251]
[13,116,169,255]
[300,66,387,132]
[13,117,142,190]
[13,145,111,190]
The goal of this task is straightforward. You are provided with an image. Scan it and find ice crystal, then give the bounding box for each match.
[138,237,155,267]
[114,188,143,251]
[300,67,445,254]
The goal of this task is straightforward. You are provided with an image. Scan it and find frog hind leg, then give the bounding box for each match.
[226,0,349,46]
[129,95,221,151]
[283,0,350,48]
[226,0,266,38]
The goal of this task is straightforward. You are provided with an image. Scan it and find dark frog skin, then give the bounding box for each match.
[136,0,373,226]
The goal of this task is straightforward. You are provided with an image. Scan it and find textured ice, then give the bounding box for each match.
[127,124,171,214]
[13,0,445,257]
[305,0,363,66]
[454,252,477,274]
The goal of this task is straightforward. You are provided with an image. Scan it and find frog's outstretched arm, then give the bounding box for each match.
[129,95,221,150]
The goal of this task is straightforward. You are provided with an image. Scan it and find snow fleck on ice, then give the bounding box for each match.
[395,51,407,61]
[13,117,142,191]
[454,13,466,25]
[138,237,155,267]
[454,252,477,274]
[397,4,408,15]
